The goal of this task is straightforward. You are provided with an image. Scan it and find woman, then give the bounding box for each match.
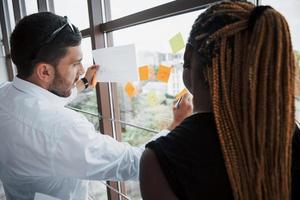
[140,1,299,200]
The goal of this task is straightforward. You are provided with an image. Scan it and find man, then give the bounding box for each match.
[0,12,192,199]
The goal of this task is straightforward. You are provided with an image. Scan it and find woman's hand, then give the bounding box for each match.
[168,93,193,130]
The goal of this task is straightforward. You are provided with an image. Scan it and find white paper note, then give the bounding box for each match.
[92,44,138,82]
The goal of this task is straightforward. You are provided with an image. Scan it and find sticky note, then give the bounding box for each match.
[157,64,172,83]
[124,82,136,97]
[169,32,185,54]
[147,91,157,106]
[176,88,188,100]
[139,65,149,81]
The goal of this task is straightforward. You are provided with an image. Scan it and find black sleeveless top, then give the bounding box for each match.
[146,112,300,200]
[146,112,233,200]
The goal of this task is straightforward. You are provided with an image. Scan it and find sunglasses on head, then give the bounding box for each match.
[42,16,75,45]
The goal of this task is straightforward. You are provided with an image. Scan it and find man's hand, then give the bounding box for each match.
[168,93,193,130]
[76,65,99,92]
[84,65,99,87]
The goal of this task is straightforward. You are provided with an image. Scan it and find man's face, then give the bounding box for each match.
[48,45,84,97]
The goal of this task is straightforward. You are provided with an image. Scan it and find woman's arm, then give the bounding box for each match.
[139,148,178,200]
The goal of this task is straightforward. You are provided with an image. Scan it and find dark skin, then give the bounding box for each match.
[139,44,212,200]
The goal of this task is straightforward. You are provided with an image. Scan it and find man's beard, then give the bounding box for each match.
[48,72,75,97]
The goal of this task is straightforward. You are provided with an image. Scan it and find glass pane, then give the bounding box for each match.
[114,10,203,133]
[67,37,99,130]
[53,0,89,30]
[0,27,9,83]
[262,0,299,51]
[81,37,93,68]
[110,0,174,20]
[113,10,205,199]
[24,0,38,15]
[262,0,300,120]
[0,180,5,199]
[247,0,256,4]
[88,181,108,200]
[67,90,99,129]
[6,0,15,30]
[69,37,106,199]
[125,181,141,200]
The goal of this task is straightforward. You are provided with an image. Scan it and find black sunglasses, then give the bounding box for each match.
[42,16,75,45]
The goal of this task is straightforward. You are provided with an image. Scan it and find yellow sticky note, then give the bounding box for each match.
[176,88,188,100]
[157,64,172,83]
[147,91,157,106]
[169,32,185,54]
[139,65,150,81]
[124,82,136,97]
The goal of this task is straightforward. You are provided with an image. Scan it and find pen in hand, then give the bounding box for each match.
[175,97,183,109]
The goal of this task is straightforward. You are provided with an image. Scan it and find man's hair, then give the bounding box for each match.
[10,12,82,78]
[189,1,295,199]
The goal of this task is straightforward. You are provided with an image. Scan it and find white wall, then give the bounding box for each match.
[0,28,9,83]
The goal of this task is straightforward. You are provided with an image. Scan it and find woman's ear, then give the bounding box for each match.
[34,62,55,83]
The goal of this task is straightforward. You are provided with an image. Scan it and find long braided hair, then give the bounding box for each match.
[188,1,295,199]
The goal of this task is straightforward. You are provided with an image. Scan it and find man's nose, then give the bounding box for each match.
[79,64,85,75]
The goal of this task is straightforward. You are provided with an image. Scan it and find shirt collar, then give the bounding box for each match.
[12,76,67,106]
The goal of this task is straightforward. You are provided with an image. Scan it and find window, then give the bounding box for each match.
[0,26,8,83]
[1,0,219,199]
[24,0,38,15]
[6,0,15,30]
[53,0,90,30]
[262,0,299,52]
[88,181,108,200]
[0,180,4,200]
[66,38,99,131]
[262,0,300,120]
[110,0,174,20]
[81,37,93,67]
[114,10,203,143]
[113,10,204,199]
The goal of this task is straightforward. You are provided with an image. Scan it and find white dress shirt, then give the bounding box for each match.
[0,77,169,200]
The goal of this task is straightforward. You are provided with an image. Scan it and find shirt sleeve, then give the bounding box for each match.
[52,116,142,181]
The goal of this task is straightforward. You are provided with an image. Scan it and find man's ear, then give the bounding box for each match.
[34,62,55,83]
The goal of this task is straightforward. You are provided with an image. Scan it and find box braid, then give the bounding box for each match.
[188,1,295,199]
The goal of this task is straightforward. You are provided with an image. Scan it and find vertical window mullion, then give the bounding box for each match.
[47,0,55,13]
[12,0,23,22]
[37,0,47,12]
[88,0,123,199]
[257,0,261,5]
[103,0,127,198]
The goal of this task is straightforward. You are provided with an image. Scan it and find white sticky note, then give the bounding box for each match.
[92,44,138,82]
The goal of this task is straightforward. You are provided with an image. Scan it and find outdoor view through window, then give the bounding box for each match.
[0,0,298,200]
[61,0,300,199]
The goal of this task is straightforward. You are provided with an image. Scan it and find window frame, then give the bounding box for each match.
[1,0,261,199]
